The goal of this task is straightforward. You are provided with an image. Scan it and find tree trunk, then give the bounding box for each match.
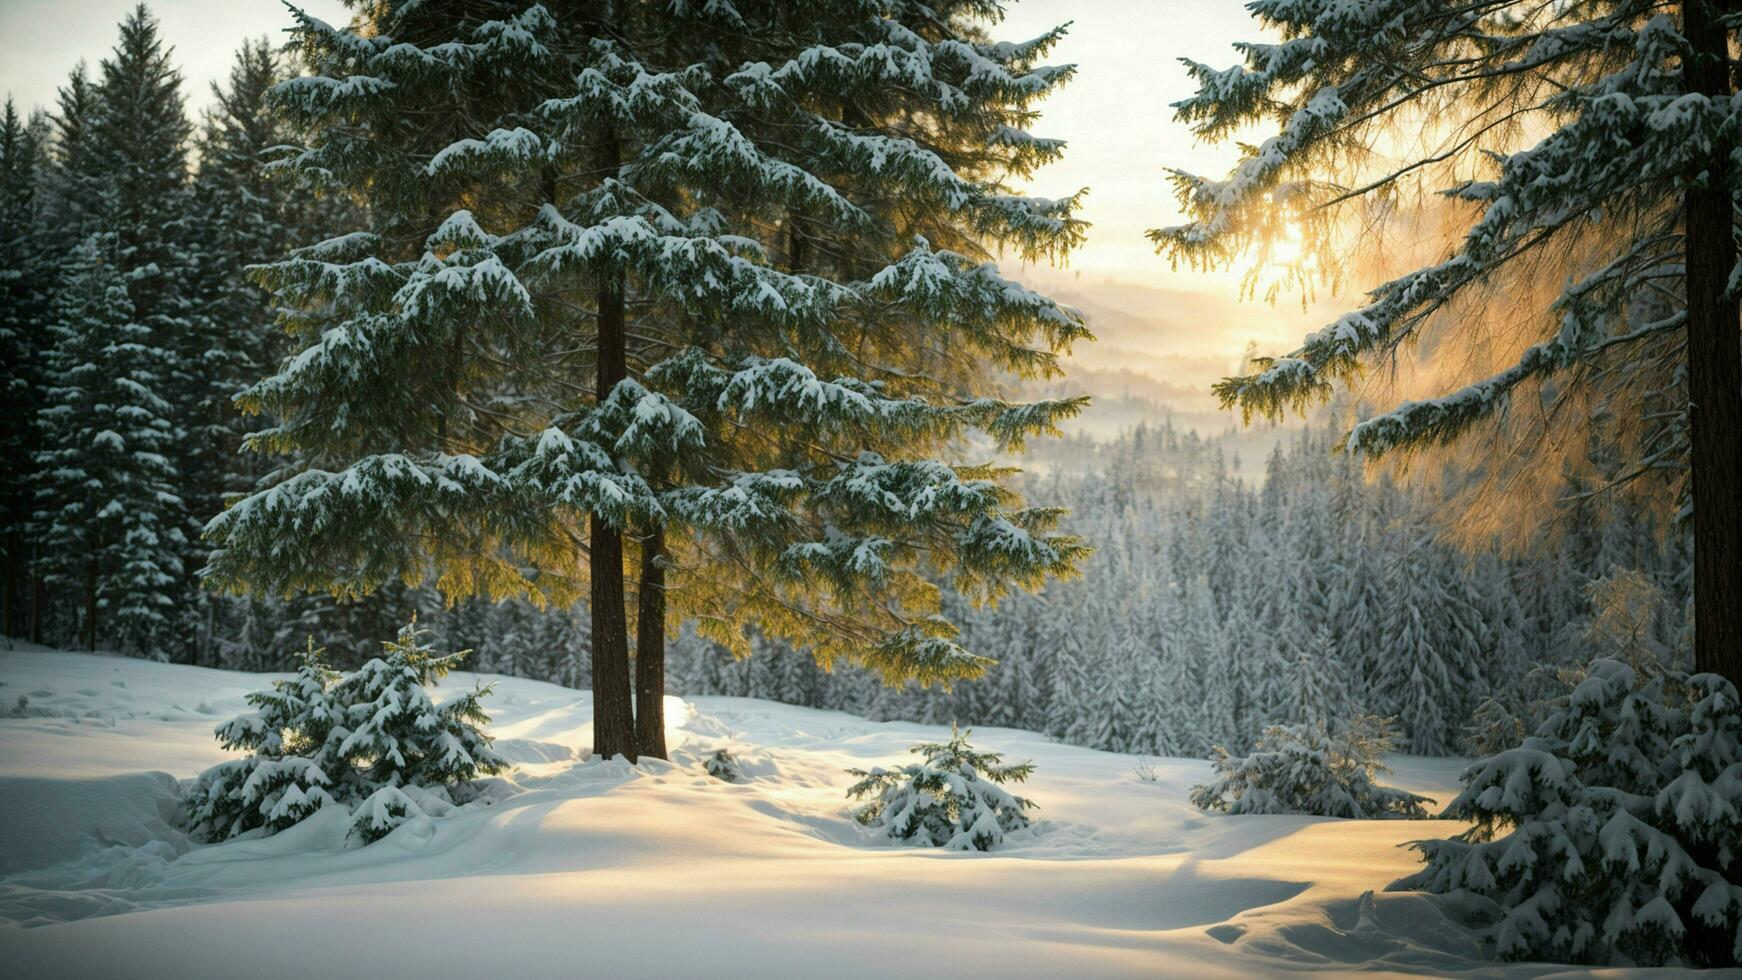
[586,121,637,762]
[589,261,638,762]
[635,525,668,760]
[3,530,17,641]
[1684,0,1742,688]
[589,509,636,761]
[83,560,97,652]
[29,555,43,645]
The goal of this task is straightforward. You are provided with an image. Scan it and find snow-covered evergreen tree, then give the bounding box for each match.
[847,725,1036,851]
[185,621,507,845]
[45,63,104,242]
[703,748,744,784]
[207,0,1089,764]
[1191,716,1430,819]
[183,640,342,840]
[88,4,193,329]
[32,234,186,652]
[1401,659,1742,966]
[0,101,53,640]
[1287,625,1357,731]
[335,622,508,843]
[1152,0,1742,684]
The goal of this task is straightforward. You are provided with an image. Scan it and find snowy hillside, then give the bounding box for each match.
[0,650,1680,978]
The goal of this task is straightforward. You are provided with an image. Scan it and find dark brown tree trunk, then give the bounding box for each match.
[29,558,43,645]
[589,240,638,762]
[586,123,637,762]
[83,560,97,652]
[634,525,668,759]
[1684,0,1742,689]
[589,508,636,761]
[3,531,17,641]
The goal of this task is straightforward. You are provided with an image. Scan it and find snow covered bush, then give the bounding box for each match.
[704,748,744,784]
[1399,658,1742,967]
[847,726,1036,851]
[184,623,507,845]
[1190,717,1430,819]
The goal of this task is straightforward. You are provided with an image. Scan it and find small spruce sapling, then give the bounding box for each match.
[183,640,342,841]
[1190,716,1430,819]
[847,725,1036,851]
[184,622,508,845]
[334,621,508,843]
[703,748,744,784]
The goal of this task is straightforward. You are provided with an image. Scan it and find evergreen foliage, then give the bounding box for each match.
[203,0,1090,761]
[847,725,1036,851]
[704,748,744,784]
[1190,716,1430,819]
[32,234,186,652]
[1400,658,1742,966]
[0,100,53,639]
[671,422,1687,759]
[1150,0,1742,682]
[184,621,507,845]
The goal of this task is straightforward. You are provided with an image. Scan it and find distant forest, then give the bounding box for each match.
[408,420,1685,759]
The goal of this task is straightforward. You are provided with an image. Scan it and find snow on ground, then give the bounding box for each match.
[0,649,1701,978]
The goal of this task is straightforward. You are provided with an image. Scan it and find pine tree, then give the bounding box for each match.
[1153,0,1741,686]
[1288,625,1357,732]
[91,5,192,322]
[1375,526,1463,754]
[0,101,53,640]
[1403,659,1742,966]
[33,235,186,652]
[207,1,1089,763]
[186,622,508,845]
[183,641,341,841]
[847,725,1037,851]
[46,63,103,241]
[29,4,201,655]
[332,621,508,842]
[1046,625,1094,743]
[1191,716,1430,819]
[181,38,357,664]
[1094,624,1146,752]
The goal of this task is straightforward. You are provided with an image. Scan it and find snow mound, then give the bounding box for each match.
[0,649,1676,977]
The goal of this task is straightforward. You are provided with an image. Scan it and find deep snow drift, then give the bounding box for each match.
[0,648,1691,978]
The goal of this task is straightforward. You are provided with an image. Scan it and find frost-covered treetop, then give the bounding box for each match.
[207,0,1091,686]
[1150,0,1726,462]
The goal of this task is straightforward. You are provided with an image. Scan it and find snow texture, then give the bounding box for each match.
[0,646,1693,977]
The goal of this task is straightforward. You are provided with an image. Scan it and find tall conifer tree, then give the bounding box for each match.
[1153,0,1742,684]
[208,0,1088,760]
[0,101,52,639]
[33,235,186,651]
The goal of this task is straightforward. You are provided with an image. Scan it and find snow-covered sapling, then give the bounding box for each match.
[846,725,1036,851]
[1400,659,1742,967]
[1190,716,1430,819]
[184,623,507,845]
[703,748,744,784]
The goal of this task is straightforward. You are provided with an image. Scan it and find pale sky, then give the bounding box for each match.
[0,0,1335,372]
[0,0,1275,276]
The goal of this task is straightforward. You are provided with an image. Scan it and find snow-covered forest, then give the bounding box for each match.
[666,422,1690,759]
[4,0,1742,973]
